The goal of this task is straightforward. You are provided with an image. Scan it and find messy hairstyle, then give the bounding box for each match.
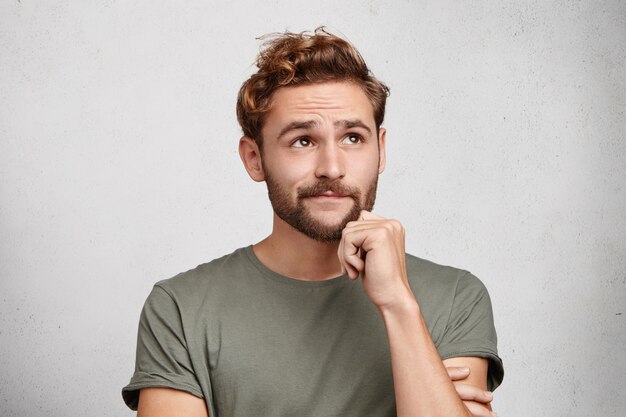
[236,27,390,144]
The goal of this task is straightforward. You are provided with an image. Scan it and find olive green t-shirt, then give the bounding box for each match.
[122,246,503,416]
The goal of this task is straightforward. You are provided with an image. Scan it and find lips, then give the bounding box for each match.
[297,181,360,201]
[314,191,347,197]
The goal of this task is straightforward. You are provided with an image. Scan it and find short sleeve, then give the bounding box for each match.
[122,284,204,410]
[437,272,504,391]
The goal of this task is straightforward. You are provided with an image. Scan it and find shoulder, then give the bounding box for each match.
[153,246,253,302]
[404,254,491,321]
[405,255,499,364]
[405,253,484,292]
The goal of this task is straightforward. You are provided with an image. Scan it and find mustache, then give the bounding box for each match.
[297,181,361,199]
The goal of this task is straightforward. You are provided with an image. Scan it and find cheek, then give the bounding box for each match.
[352,155,380,180]
[266,157,311,188]
[282,163,309,183]
[283,154,316,179]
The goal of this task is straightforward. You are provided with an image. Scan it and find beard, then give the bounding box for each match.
[264,171,378,243]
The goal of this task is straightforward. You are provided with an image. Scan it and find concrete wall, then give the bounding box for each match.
[1,1,624,416]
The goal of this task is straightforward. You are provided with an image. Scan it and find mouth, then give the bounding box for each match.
[313,191,348,198]
[298,182,359,202]
[305,192,352,206]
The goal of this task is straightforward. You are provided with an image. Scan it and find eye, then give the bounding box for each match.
[291,137,312,148]
[341,134,363,145]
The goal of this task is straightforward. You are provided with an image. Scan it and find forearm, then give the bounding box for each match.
[380,298,473,417]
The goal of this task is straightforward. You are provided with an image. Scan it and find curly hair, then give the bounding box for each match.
[236,27,390,145]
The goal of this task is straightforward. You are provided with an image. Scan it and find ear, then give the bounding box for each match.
[239,136,265,182]
[377,127,387,174]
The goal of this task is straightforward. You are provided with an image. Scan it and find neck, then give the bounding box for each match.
[253,213,343,281]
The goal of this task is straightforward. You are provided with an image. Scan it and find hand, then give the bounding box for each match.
[337,211,413,309]
[446,367,498,417]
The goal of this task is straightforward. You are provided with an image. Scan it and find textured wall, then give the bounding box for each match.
[1,1,624,416]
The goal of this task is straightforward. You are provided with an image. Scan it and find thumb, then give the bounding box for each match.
[359,210,383,221]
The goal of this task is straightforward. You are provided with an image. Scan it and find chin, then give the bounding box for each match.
[311,212,350,226]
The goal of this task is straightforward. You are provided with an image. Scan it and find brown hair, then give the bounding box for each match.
[236,27,390,144]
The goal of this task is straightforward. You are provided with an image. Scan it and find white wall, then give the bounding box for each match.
[1,1,624,416]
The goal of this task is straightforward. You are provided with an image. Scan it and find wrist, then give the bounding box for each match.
[377,291,420,318]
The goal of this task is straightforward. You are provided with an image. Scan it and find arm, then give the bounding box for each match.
[445,358,497,417]
[338,211,497,417]
[380,297,480,417]
[137,388,209,417]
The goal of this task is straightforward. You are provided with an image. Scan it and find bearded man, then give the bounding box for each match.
[122,28,504,417]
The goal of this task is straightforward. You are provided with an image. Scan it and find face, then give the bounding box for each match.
[256,81,386,242]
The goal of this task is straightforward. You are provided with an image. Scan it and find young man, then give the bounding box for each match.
[122,28,504,417]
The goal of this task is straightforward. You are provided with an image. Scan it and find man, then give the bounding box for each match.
[122,28,503,417]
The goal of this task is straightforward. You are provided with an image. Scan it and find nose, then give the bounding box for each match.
[314,142,345,180]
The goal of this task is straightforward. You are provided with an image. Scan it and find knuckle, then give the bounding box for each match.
[465,402,490,417]
[390,219,404,232]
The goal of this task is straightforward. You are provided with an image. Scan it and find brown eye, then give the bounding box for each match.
[291,137,312,148]
[341,134,362,144]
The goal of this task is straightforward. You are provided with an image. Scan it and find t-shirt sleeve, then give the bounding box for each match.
[122,284,204,410]
[437,272,504,391]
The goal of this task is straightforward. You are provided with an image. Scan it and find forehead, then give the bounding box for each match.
[263,82,375,135]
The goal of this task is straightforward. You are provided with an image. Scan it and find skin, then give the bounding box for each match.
[137,81,497,416]
[245,82,384,280]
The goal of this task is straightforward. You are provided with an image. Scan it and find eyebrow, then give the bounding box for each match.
[335,119,372,135]
[276,119,373,141]
[276,120,319,141]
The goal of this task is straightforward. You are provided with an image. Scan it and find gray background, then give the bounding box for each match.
[1,1,625,416]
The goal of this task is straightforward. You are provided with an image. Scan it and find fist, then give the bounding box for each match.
[338,211,415,309]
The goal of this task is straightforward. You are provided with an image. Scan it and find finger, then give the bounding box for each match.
[338,232,360,280]
[337,233,349,277]
[340,229,370,277]
[344,219,389,230]
[343,240,365,279]
[345,219,404,244]
[359,210,384,220]
[446,366,470,381]
[454,384,494,404]
[343,255,360,280]
[464,401,497,417]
